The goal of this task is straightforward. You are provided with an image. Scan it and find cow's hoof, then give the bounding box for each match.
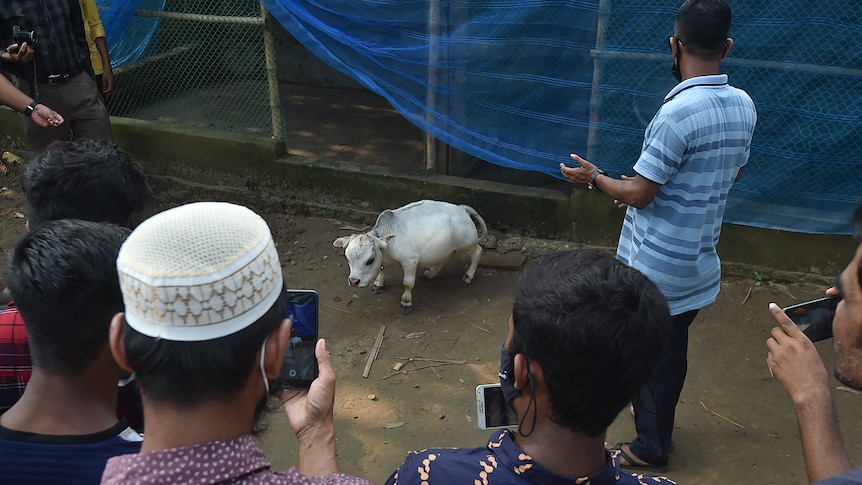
[460,277,473,287]
[372,285,386,294]
[401,304,413,315]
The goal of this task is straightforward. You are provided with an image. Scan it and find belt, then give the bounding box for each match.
[37,64,86,86]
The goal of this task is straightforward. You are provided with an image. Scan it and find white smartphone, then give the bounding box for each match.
[476,383,518,430]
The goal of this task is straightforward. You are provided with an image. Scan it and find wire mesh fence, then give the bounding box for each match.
[106,0,282,140]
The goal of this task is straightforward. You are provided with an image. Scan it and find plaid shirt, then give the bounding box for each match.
[0,0,91,78]
[0,302,31,412]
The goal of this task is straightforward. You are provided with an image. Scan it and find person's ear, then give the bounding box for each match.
[513,353,530,391]
[513,353,545,392]
[669,36,679,57]
[264,318,293,379]
[109,312,134,373]
[504,314,515,349]
[721,38,734,59]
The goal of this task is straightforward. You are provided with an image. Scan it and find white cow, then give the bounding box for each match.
[333,200,488,315]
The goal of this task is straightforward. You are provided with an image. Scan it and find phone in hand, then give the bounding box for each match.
[277,289,319,390]
[783,296,841,343]
[476,383,518,430]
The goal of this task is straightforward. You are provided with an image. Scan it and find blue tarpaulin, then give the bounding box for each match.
[103,0,862,235]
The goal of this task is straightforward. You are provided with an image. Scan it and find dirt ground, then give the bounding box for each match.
[0,147,860,485]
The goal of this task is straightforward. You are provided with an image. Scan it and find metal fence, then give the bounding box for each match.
[106,0,283,141]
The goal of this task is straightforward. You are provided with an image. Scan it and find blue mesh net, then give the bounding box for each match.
[97,0,164,67]
[102,0,862,235]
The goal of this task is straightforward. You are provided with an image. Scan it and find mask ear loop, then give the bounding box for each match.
[517,357,538,437]
[260,336,270,396]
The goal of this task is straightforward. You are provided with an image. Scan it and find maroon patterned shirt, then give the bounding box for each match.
[0,303,31,412]
[101,434,371,485]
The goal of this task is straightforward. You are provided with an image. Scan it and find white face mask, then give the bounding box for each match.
[260,336,270,396]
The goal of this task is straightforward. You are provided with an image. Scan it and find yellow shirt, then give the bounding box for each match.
[80,0,107,75]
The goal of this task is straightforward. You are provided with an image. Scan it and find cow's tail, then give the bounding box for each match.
[462,205,488,239]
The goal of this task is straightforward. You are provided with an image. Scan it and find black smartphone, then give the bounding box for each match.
[783,296,841,343]
[476,383,518,430]
[277,289,319,390]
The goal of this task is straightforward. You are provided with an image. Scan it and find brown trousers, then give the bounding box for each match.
[18,71,113,150]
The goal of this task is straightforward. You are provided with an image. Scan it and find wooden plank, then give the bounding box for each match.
[362,325,386,378]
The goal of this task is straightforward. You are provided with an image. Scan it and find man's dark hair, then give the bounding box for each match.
[511,249,670,437]
[7,219,130,374]
[675,0,732,58]
[123,289,288,407]
[21,139,154,229]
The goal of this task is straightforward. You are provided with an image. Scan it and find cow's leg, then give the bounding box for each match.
[372,266,386,294]
[400,260,418,315]
[461,244,482,287]
[422,264,444,280]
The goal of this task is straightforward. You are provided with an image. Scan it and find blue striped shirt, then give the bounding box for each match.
[616,74,757,315]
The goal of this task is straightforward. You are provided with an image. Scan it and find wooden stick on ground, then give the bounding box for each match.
[380,361,465,379]
[465,322,491,333]
[419,356,442,379]
[700,400,746,429]
[363,325,386,378]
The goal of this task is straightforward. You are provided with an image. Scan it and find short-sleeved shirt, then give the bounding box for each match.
[616,74,757,315]
[0,419,143,484]
[385,429,678,485]
[816,468,862,484]
[101,433,372,485]
[0,302,31,412]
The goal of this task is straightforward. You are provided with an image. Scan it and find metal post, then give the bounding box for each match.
[425,0,444,173]
[260,4,285,143]
[586,0,609,162]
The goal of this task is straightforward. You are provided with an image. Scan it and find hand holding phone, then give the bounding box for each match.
[782,296,841,343]
[278,289,320,390]
[476,384,518,430]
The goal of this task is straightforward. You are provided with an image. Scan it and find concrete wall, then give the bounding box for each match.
[0,110,854,283]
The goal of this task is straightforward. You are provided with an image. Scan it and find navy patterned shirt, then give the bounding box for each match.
[0,0,91,77]
[386,429,678,484]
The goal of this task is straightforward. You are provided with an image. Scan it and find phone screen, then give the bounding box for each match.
[278,289,319,389]
[783,296,841,343]
[476,384,518,430]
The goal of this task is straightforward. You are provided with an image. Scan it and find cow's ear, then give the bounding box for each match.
[378,234,396,250]
[333,235,352,248]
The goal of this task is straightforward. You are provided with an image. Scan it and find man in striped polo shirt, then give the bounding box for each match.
[560,0,757,472]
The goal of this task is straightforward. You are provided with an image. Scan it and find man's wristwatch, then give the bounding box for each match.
[24,101,38,118]
[587,168,608,191]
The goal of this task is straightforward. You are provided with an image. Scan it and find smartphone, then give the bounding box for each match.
[476,383,518,430]
[277,289,319,389]
[783,296,841,343]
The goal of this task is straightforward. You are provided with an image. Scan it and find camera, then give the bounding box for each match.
[12,25,37,47]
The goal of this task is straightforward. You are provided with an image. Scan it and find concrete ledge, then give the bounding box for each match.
[145,154,856,278]
[268,155,625,245]
[0,110,854,278]
[0,110,285,170]
[111,117,285,170]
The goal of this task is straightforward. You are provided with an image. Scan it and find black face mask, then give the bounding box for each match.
[498,344,521,404]
[498,343,538,437]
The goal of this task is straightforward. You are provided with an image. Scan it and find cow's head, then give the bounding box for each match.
[333,233,394,287]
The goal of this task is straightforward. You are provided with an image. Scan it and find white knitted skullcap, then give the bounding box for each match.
[117,202,283,341]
